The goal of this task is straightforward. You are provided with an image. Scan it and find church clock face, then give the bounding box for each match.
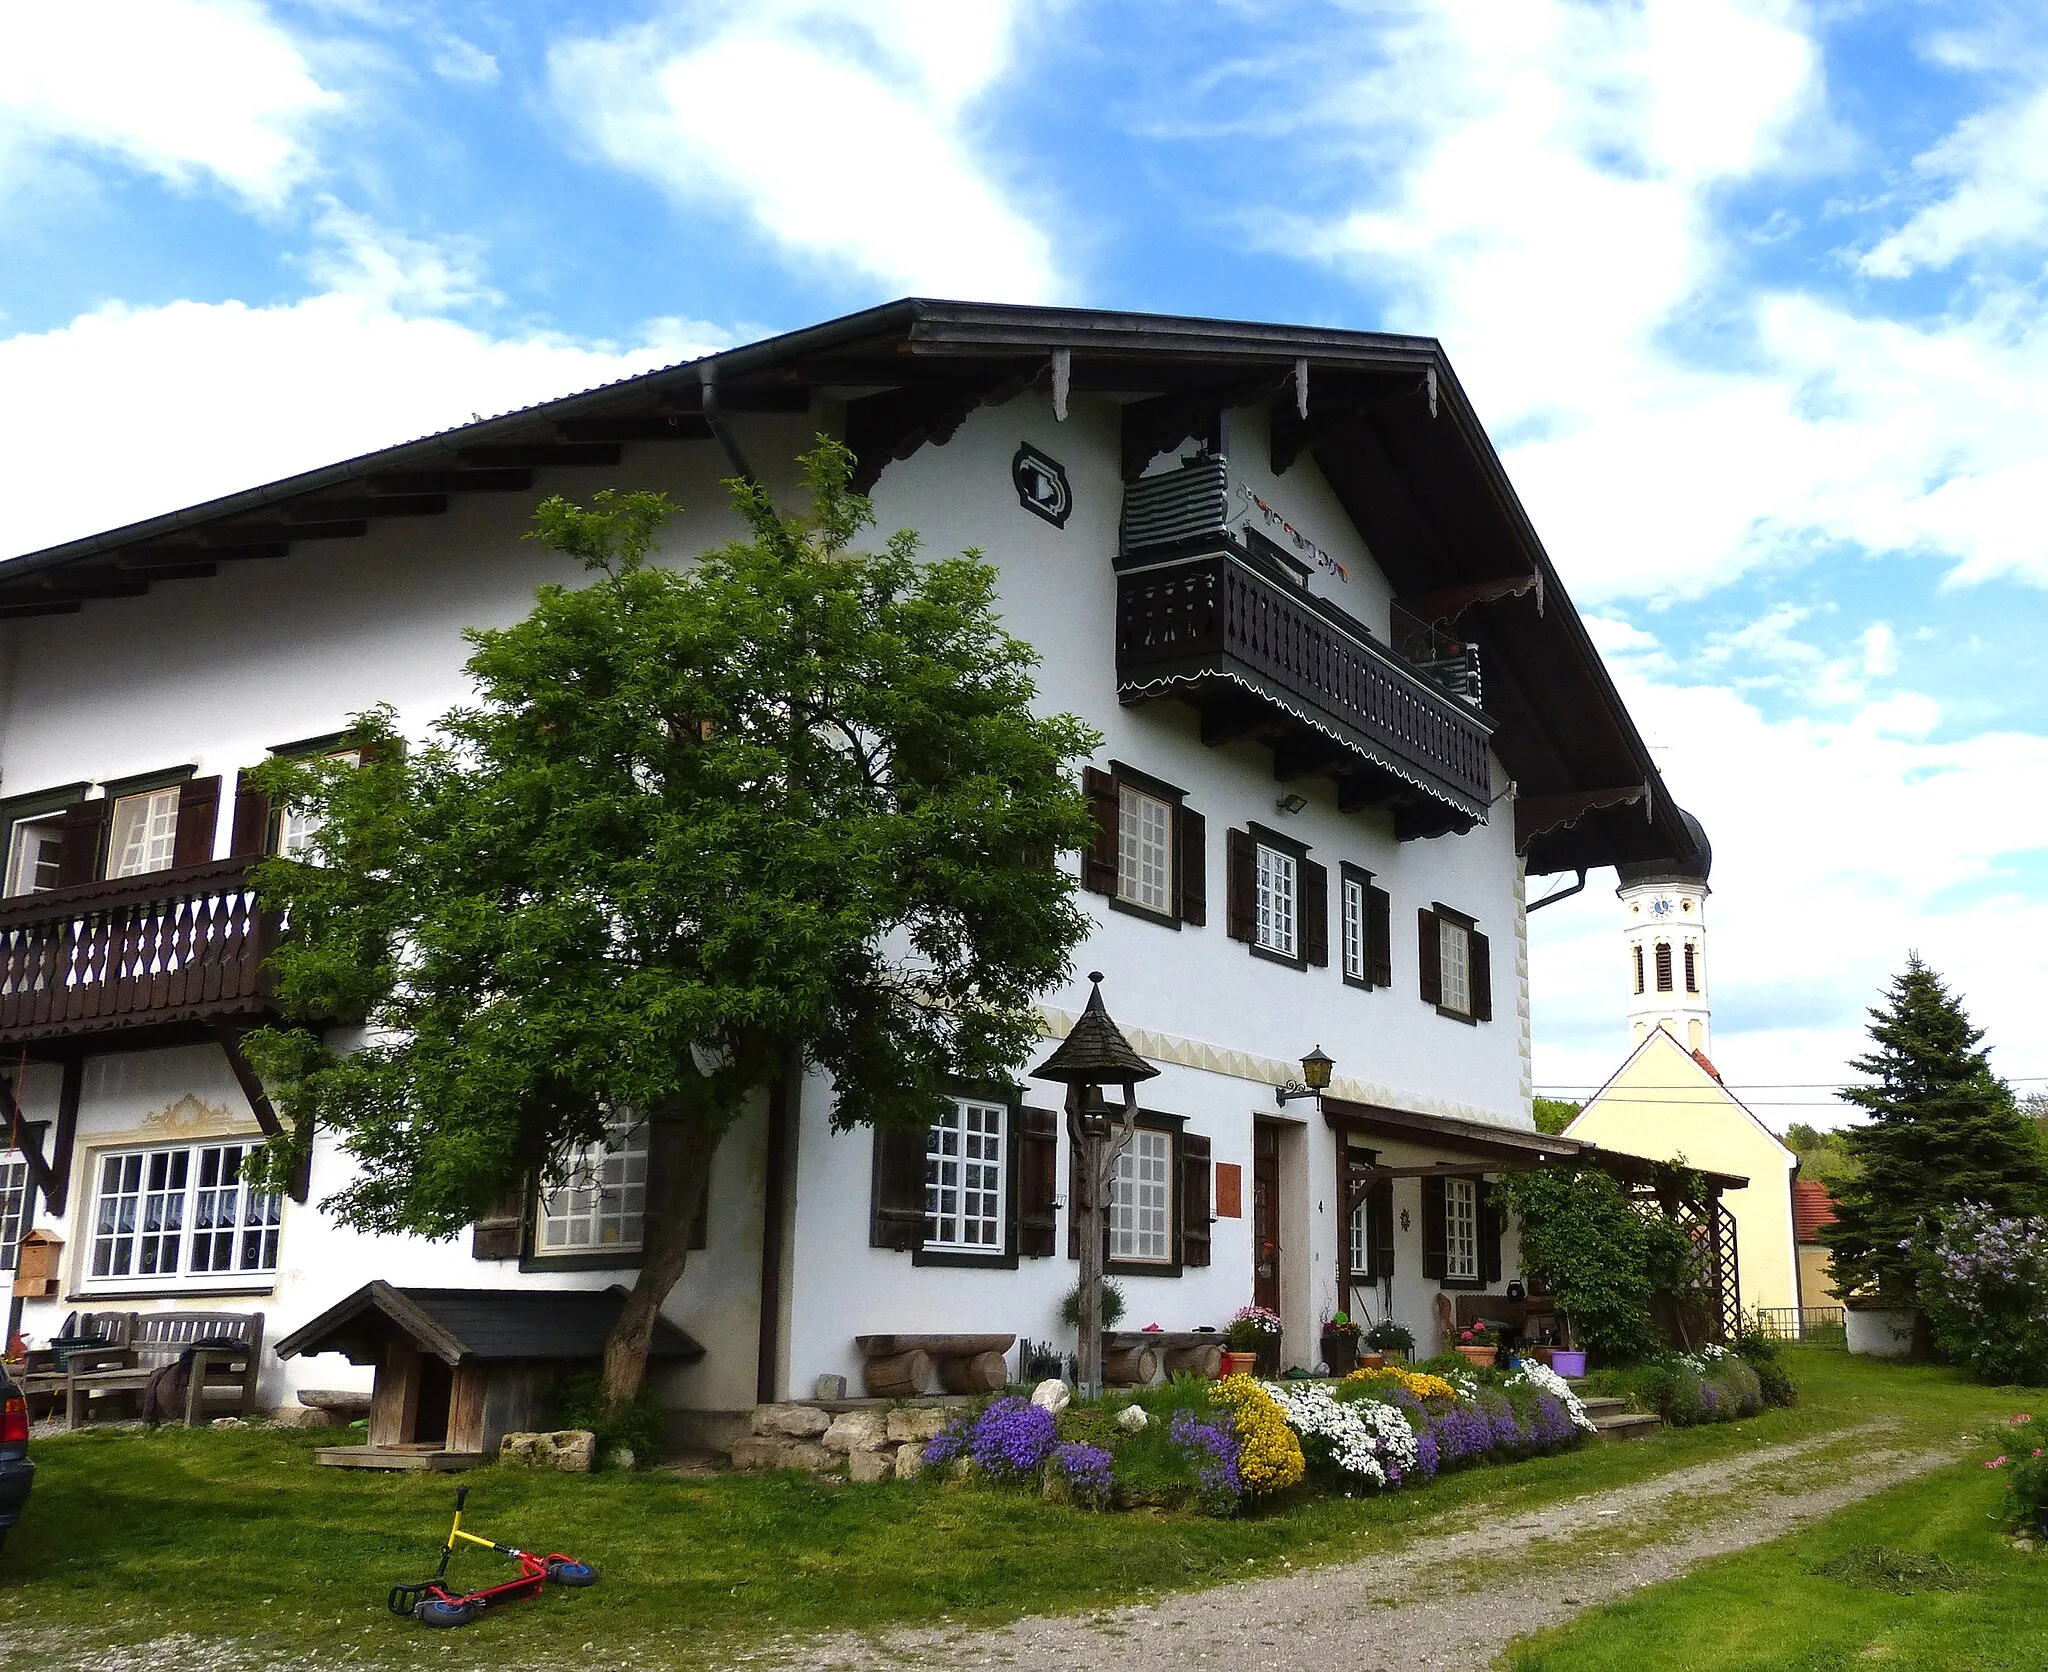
[1649,896,1675,917]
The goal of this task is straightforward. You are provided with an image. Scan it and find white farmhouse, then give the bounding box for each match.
[0,302,1718,1446]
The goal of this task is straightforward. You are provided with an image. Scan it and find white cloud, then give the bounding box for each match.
[0,218,727,560]
[549,1,1060,302]
[0,0,341,207]
[1860,83,2048,278]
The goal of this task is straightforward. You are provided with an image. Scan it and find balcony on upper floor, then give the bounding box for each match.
[1114,540,1494,839]
[0,858,283,1052]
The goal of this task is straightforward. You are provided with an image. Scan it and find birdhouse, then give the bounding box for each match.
[12,1229,61,1298]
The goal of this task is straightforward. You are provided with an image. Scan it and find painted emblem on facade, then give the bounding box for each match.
[1012,443,1072,528]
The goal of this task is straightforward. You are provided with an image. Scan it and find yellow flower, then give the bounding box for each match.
[1343,1365,1459,1404]
[1210,1374,1305,1494]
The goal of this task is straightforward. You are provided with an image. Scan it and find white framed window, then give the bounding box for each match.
[4,816,64,897]
[1255,844,1297,958]
[1349,1196,1369,1277]
[925,1098,1008,1253]
[536,1120,648,1256]
[0,1154,26,1270]
[87,1142,281,1287]
[1439,918,1471,1015]
[1342,875,1366,982]
[107,788,180,878]
[1116,785,1174,916]
[277,749,362,859]
[1111,1127,1173,1263]
[1444,1177,1479,1281]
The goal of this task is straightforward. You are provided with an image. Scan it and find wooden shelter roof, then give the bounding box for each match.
[272,1281,705,1367]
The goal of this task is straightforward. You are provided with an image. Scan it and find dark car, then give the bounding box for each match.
[0,1359,31,1553]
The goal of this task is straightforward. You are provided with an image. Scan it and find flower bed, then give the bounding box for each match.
[1583,1343,1768,1427]
[917,1358,1595,1516]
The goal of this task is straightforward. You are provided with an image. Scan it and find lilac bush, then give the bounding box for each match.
[1911,1202,2048,1385]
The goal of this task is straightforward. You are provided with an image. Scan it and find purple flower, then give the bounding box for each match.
[967,1396,1057,1483]
[1049,1442,1115,1509]
[1169,1408,1243,1514]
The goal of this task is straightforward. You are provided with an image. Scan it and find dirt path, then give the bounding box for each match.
[745,1427,1956,1672]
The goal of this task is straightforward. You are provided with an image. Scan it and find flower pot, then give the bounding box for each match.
[1455,1345,1499,1369]
[1320,1332,1359,1376]
[1221,1350,1260,1378]
[1548,1349,1587,1378]
[1355,1352,1385,1372]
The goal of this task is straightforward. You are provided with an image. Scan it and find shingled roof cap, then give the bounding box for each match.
[1030,973,1159,1088]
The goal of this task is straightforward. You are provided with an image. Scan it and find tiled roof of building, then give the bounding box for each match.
[1793,1177,1838,1242]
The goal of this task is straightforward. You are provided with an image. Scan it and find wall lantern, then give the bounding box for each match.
[1275,1046,1335,1107]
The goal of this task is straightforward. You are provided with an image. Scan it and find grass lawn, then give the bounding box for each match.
[1,1348,2033,1671]
[1502,1437,2048,1671]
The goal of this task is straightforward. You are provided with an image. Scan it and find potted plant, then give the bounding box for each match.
[1226,1304,1282,1376]
[1364,1318,1414,1366]
[1319,1312,1362,1376]
[1454,1320,1499,1369]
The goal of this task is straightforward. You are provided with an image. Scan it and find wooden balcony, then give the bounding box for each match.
[1116,545,1494,835]
[0,859,280,1051]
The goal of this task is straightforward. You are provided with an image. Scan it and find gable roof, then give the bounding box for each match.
[272,1281,705,1366]
[1569,1026,1797,1166]
[0,298,1698,876]
[1793,1178,1839,1242]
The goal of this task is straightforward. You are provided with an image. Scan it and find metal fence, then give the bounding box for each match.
[1753,1306,1846,1345]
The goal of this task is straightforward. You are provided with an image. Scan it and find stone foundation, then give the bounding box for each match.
[730,1397,971,1480]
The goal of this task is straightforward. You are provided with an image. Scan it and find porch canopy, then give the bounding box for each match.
[273,1281,705,1367]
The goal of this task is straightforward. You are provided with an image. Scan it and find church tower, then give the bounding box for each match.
[1617,808,1712,1055]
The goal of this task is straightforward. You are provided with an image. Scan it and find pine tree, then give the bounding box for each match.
[1822,956,2048,1299]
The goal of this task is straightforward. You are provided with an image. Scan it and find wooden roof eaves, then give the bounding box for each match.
[271,1278,469,1365]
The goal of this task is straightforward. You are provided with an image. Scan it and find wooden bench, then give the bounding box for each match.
[854,1334,1016,1397]
[62,1311,265,1430]
[1100,1331,1225,1385]
[19,1312,135,1418]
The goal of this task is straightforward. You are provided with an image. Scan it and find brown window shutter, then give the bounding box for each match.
[1176,806,1207,925]
[172,775,222,868]
[1366,884,1392,988]
[1633,943,1644,995]
[470,1181,526,1261]
[869,1123,930,1251]
[230,770,274,858]
[1684,941,1698,994]
[55,799,111,887]
[1421,1174,1447,1280]
[1470,930,1493,1023]
[1371,1177,1396,1279]
[1082,767,1119,896]
[1180,1131,1212,1268]
[1018,1105,1059,1258]
[1655,941,1673,992]
[1479,1179,1503,1284]
[1225,828,1257,942]
[1417,908,1443,1006]
[1301,859,1329,967]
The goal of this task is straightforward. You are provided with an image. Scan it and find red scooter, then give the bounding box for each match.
[387,1487,598,1628]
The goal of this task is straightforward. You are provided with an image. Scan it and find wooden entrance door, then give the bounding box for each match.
[1253,1121,1281,1317]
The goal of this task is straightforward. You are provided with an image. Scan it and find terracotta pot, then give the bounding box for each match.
[1455,1344,1499,1369]
[1355,1352,1386,1372]
[1221,1350,1260,1378]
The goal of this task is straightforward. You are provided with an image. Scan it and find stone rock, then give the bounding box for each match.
[824,1410,886,1453]
[498,1430,596,1473]
[267,1405,333,1429]
[885,1406,955,1443]
[848,1444,898,1483]
[814,1374,849,1401]
[1030,1378,1071,1414]
[1115,1404,1149,1433]
[754,1403,832,1438]
[730,1435,840,1473]
[893,1441,926,1479]
[605,1446,636,1472]
[209,1417,249,1430]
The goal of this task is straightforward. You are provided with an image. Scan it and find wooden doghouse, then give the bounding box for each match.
[274,1282,703,1470]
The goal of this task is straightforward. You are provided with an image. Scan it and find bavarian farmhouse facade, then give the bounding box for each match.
[0,301,1705,1436]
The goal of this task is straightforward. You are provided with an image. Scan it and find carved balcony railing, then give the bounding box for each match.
[0,859,280,1048]
[1116,546,1494,824]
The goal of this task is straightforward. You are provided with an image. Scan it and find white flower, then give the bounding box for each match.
[1506,1359,1598,1434]
[1258,1381,1417,1483]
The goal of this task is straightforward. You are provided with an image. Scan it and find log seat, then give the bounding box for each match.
[854,1334,1017,1397]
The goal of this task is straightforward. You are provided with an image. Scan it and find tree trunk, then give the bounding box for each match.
[600,1104,721,1406]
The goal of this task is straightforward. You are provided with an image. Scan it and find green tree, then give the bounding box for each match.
[245,441,1101,1401]
[1822,956,2048,1301]
[1532,1097,1581,1136]
[1780,1122,1862,1188]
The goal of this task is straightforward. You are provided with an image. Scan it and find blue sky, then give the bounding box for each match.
[5,0,2048,1123]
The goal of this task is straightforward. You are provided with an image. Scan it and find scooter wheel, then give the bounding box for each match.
[415,1599,479,1628]
[545,1560,599,1587]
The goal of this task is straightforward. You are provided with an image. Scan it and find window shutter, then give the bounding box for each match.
[1366,884,1392,988]
[55,799,111,887]
[229,770,273,858]
[1082,767,1119,896]
[1470,930,1493,1023]
[470,1181,525,1261]
[1018,1105,1059,1259]
[1371,1177,1396,1279]
[1421,1174,1447,1280]
[869,1124,929,1251]
[1632,943,1644,995]
[1479,1179,1504,1284]
[1684,941,1698,994]
[1180,1131,1212,1268]
[172,775,222,869]
[1176,806,1207,926]
[1417,908,1443,1006]
[1655,941,1673,992]
[1225,828,1256,942]
[1301,859,1329,967]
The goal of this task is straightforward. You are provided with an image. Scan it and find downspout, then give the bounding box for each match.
[699,365,763,497]
[1525,869,1588,913]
